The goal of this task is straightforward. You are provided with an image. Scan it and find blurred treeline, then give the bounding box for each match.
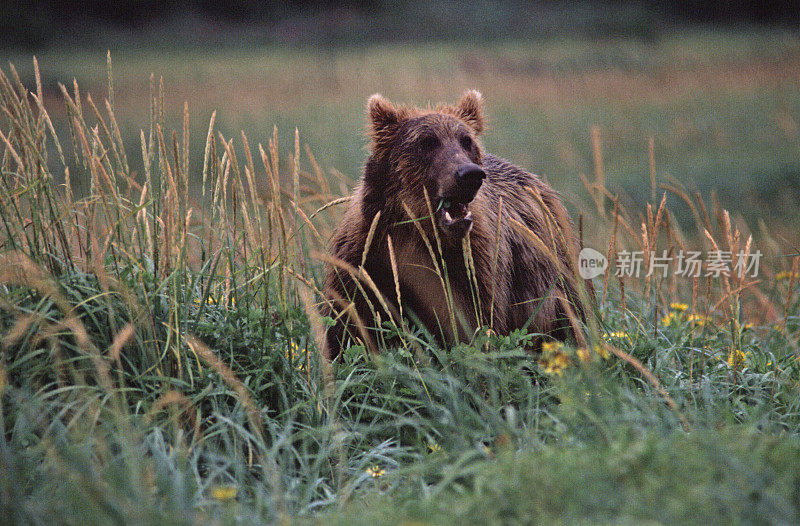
[4,0,799,49]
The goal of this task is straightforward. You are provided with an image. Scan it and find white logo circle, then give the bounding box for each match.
[578,247,608,280]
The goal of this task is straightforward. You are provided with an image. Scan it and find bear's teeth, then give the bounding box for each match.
[464,211,472,221]
[444,210,453,222]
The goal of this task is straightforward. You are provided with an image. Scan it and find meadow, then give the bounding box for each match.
[10,28,800,233]
[1,28,800,524]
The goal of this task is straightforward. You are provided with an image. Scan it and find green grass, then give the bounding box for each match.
[327,429,800,524]
[2,33,800,524]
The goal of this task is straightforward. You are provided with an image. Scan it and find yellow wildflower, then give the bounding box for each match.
[538,341,571,375]
[193,295,236,308]
[575,344,610,362]
[776,271,800,281]
[542,341,562,353]
[211,485,237,502]
[287,341,307,370]
[661,311,679,326]
[670,302,689,312]
[687,313,710,326]
[603,331,632,343]
[193,296,213,306]
[726,349,749,368]
[427,442,442,453]
[367,465,386,478]
[539,356,569,376]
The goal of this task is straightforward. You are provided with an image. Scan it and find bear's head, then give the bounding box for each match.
[365,90,486,240]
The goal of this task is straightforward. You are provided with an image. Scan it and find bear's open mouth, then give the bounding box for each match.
[438,199,473,237]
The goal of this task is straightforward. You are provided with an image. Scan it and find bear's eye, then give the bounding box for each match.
[460,135,474,152]
[416,134,440,151]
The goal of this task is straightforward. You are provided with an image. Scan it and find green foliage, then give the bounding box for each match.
[328,429,800,525]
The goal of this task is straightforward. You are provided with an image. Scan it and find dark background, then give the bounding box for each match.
[4,1,800,49]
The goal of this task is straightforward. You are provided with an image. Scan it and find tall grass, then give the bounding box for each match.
[1,57,799,523]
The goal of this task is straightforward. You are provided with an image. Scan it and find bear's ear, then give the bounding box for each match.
[367,93,400,144]
[455,90,485,134]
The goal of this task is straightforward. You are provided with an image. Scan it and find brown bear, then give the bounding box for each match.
[322,90,592,358]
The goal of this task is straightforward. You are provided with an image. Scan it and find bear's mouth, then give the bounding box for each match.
[438,199,473,238]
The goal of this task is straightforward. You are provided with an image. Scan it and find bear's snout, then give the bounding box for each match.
[454,163,486,203]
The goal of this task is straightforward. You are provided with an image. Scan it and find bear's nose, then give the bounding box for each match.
[455,164,486,202]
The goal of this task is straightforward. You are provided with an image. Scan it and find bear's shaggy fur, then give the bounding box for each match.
[323,91,592,358]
